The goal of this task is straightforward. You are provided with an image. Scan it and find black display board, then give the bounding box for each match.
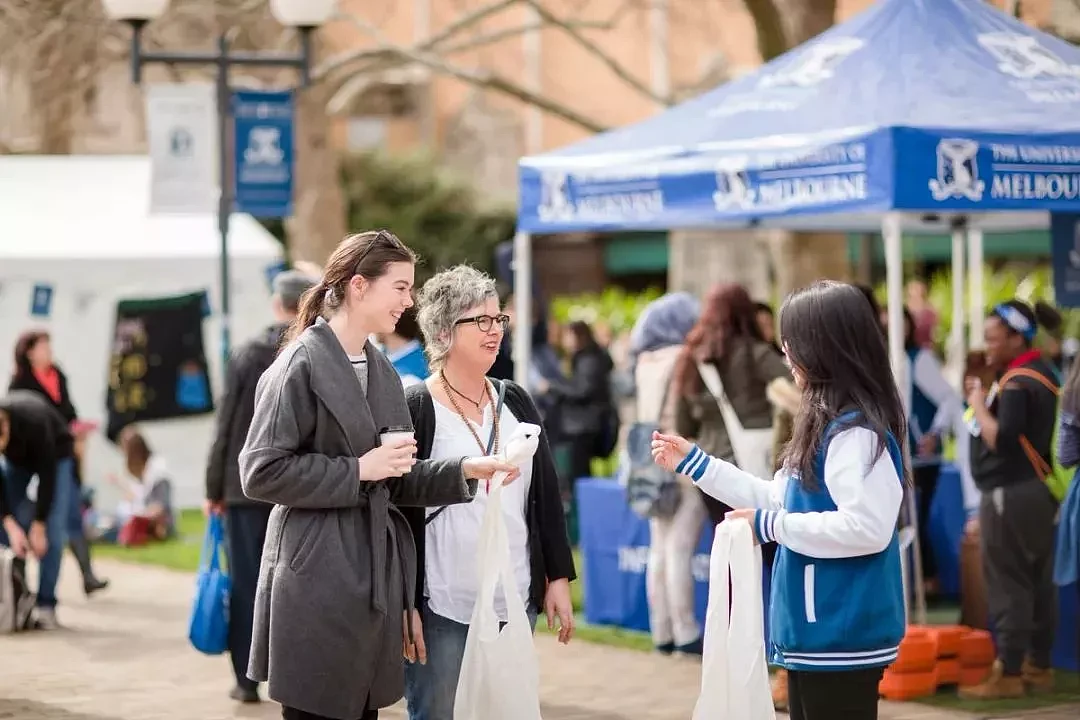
[105,291,214,442]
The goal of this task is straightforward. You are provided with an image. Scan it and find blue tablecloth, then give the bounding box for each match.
[577,473,1077,670]
[576,478,770,637]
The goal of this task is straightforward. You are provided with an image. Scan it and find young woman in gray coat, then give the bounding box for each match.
[240,230,519,720]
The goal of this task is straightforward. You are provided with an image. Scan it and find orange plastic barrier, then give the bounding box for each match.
[958,629,995,668]
[880,667,938,701]
[881,624,993,700]
[889,629,938,674]
[936,657,961,686]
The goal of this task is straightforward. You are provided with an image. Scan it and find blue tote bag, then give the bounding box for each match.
[188,514,230,655]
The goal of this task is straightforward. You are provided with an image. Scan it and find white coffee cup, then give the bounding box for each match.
[379,425,415,447]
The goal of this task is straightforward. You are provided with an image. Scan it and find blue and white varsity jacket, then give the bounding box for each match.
[676,415,906,671]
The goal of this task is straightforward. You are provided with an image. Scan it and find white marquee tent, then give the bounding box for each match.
[0,155,283,510]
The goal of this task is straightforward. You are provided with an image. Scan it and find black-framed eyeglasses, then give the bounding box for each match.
[455,314,510,333]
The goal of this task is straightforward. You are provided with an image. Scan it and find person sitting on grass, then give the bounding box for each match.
[99,426,174,543]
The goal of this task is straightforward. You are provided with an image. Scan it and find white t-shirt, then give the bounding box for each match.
[424,388,534,624]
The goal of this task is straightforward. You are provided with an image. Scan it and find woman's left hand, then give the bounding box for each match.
[725,508,760,544]
[462,456,521,485]
[544,578,574,644]
[403,609,426,665]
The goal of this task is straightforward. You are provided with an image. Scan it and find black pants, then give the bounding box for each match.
[913,463,941,583]
[226,504,272,691]
[565,433,598,489]
[281,707,377,720]
[788,667,884,720]
[980,480,1058,675]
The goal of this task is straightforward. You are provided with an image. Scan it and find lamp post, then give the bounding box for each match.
[102,0,336,369]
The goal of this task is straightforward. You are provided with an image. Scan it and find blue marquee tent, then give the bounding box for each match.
[517,0,1080,234]
[513,0,1080,388]
[511,0,1080,627]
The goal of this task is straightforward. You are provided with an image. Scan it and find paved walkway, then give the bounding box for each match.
[1,558,1075,720]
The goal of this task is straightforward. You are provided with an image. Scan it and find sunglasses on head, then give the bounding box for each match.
[353,230,394,277]
[455,314,510,333]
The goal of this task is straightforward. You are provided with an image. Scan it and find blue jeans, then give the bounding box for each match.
[0,457,75,607]
[404,598,538,720]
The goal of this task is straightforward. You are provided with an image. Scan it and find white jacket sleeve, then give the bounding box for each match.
[752,427,903,559]
[677,444,784,510]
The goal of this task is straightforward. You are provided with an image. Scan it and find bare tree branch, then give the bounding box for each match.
[337,11,607,133]
[521,0,671,106]
[315,0,519,80]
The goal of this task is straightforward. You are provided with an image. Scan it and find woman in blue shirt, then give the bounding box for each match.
[652,280,908,720]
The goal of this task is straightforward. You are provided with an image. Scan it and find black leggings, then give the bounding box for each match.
[787,667,884,720]
[282,707,377,720]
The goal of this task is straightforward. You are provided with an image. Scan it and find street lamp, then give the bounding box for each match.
[102,0,336,369]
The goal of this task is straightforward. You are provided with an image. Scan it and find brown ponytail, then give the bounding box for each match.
[282,230,417,346]
[285,282,327,345]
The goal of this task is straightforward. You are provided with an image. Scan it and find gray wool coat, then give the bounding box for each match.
[240,319,476,719]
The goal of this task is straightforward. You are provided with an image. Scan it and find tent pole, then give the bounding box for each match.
[883,212,906,385]
[967,227,985,350]
[883,212,927,625]
[513,231,533,388]
[950,219,967,378]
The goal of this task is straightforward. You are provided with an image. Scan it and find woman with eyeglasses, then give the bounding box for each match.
[240,232,520,720]
[401,265,576,720]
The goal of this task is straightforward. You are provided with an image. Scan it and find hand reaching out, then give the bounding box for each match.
[650,431,694,473]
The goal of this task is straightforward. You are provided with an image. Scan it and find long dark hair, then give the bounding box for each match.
[675,283,763,397]
[779,281,910,490]
[286,230,416,345]
[12,329,50,380]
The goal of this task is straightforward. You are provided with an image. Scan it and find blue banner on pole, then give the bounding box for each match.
[232,90,294,218]
[1051,212,1080,308]
[30,283,53,317]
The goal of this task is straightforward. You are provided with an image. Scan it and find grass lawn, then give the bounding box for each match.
[97,511,1079,711]
[92,509,206,572]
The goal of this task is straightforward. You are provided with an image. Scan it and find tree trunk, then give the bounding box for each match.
[286,79,347,266]
[668,229,771,300]
[668,1,847,299]
[776,0,848,293]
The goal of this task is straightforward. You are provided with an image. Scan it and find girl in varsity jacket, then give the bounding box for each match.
[652,280,909,720]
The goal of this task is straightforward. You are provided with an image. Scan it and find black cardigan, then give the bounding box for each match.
[10,366,78,425]
[403,380,576,612]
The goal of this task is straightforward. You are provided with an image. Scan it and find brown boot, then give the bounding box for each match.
[1021,657,1055,694]
[771,668,789,711]
[958,660,1025,700]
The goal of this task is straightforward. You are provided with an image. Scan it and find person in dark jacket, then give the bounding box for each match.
[0,390,79,629]
[960,300,1060,700]
[544,321,614,488]
[204,269,317,704]
[9,329,108,596]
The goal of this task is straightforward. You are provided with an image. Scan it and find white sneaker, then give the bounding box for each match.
[34,607,60,630]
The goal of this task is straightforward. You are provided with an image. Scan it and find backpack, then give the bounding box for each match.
[999,367,1074,502]
[0,545,37,634]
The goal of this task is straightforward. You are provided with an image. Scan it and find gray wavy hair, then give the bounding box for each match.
[416,265,499,370]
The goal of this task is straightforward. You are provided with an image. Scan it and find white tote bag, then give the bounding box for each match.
[455,425,544,720]
[697,362,775,479]
[694,519,776,720]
